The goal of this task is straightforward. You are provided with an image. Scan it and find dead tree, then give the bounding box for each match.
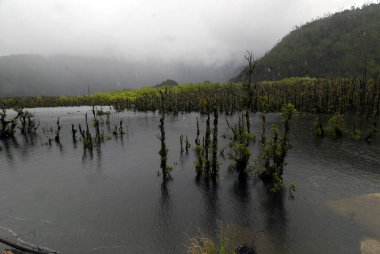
[242,51,256,136]
[243,51,256,113]
[158,88,172,179]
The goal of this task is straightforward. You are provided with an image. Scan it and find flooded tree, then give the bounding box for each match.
[364,121,378,143]
[242,51,256,139]
[327,113,345,138]
[79,114,94,149]
[15,108,40,134]
[260,113,266,144]
[54,117,61,143]
[226,113,253,178]
[0,109,20,139]
[259,104,296,192]
[204,109,211,175]
[243,50,256,113]
[313,115,325,137]
[71,124,77,144]
[194,117,205,178]
[158,88,172,179]
[194,101,219,179]
[211,108,219,178]
[180,134,184,154]
[185,135,191,154]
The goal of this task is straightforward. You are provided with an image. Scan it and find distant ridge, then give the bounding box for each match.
[0,55,239,97]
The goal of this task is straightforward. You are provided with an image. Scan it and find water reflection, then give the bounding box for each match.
[1,137,19,166]
[20,134,39,161]
[196,177,219,235]
[111,127,126,146]
[55,139,63,153]
[82,147,94,162]
[81,146,103,164]
[178,151,190,167]
[95,146,102,169]
[119,132,124,146]
[22,133,37,146]
[233,174,250,199]
[155,178,173,253]
[231,175,251,225]
[259,187,289,252]
[160,178,171,205]
[0,109,379,254]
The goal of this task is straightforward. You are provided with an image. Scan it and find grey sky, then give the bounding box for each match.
[0,0,377,65]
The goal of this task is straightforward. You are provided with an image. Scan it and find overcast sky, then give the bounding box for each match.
[0,0,377,65]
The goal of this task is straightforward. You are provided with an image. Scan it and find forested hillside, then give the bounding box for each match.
[235,3,380,81]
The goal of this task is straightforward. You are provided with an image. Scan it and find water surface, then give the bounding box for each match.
[0,107,379,253]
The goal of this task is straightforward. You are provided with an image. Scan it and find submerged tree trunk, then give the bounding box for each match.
[158,89,171,179]
[211,108,219,177]
[204,111,211,175]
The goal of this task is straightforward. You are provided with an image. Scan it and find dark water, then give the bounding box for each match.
[0,107,379,254]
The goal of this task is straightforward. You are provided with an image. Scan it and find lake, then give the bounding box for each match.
[0,107,379,253]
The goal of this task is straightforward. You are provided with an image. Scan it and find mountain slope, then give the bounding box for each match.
[0,55,240,97]
[235,3,380,82]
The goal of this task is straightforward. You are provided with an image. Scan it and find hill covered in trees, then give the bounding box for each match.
[235,3,380,82]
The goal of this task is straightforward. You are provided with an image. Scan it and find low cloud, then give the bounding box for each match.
[0,0,376,65]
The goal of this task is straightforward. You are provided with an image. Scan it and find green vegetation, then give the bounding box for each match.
[2,77,379,118]
[1,75,379,190]
[327,113,345,138]
[226,113,253,177]
[187,223,256,254]
[2,4,380,249]
[193,104,220,179]
[234,3,380,82]
[258,104,296,192]
[78,114,95,149]
[313,115,325,137]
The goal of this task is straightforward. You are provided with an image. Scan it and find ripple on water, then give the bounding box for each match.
[0,110,379,254]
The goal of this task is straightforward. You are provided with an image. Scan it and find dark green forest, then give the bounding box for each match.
[234,3,380,82]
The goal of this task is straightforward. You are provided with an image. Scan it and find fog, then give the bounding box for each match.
[0,0,377,96]
[0,0,375,63]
